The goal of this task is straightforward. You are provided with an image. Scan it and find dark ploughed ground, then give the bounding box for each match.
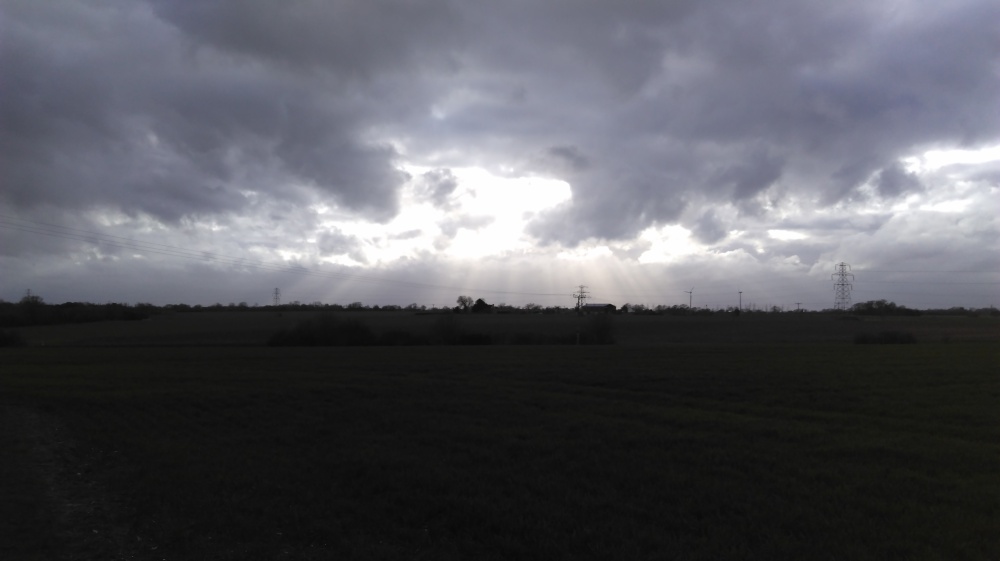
[2,342,997,560]
[14,310,999,347]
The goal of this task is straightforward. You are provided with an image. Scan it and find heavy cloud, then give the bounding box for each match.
[1,0,997,307]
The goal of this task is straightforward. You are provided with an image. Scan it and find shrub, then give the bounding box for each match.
[0,329,25,347]
[854,331,917,345]
[378,330,429,346]
[458,332,493,345]
[428,314,492,345]
[850,299,921,316]
[581,313,615,345]
[268,314,377,346]
[429,314,463,345]
[510,332,542,345]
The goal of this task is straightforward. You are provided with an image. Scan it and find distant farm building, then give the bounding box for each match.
[581,303,616,314]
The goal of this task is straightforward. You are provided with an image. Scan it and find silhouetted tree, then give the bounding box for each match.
[471,298,493,313]
[851,299,921,316]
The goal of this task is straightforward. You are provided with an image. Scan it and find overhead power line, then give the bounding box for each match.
[857,280,999,285]
[854,269,1000,274]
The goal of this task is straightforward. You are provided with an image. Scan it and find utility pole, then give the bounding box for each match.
[572,285,589,311]
[738,291,742,312]
[795,302,802,312]
[685,288,693,308]
[831,262,854,311]
[273,288,281,307]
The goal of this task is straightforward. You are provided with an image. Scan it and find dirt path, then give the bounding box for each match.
[0,404,144,560]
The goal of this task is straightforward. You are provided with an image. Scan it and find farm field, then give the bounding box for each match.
[13,309,1000,347]
[1,343,998,560]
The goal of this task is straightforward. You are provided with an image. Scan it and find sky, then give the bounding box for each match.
[2,0,999,310]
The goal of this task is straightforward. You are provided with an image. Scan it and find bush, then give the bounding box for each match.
[429,314,492,345]
[580,314,615,345]
[0,329,25,347]
[458,332,493,345]
[378,330,429,346]
[267,312,619,347]
[429,314,463,345]
[268,314,377,346]
[854,331,917,345]
[850,300,921,316]
[269,313,498,347]
[509,332,544,345]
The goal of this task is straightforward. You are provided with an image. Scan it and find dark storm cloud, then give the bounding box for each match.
[690,210,728,245]
[0,0,427,225]
[2,0,997,267]
[543,146,591,173]
[148,0,461,76]
[875,163,923,198]
[457,0,1000,243]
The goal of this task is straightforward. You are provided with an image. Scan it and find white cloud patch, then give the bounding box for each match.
[768,230,809,241]
[637,226,700,264]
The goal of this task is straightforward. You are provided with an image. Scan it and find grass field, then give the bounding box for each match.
[13,309,1000,347]
[2,341,998,560]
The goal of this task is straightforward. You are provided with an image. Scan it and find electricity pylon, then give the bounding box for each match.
[831,262,854,311]
[572,285,589,311]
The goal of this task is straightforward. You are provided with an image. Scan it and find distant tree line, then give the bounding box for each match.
[0,294,156,328]
[267,312,616,347]
[849,299,922,316]
[2,292,996,331]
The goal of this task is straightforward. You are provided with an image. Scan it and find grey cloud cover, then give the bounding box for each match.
[1,0,997,308]
[2,0,413,223]
[418,169,459,208]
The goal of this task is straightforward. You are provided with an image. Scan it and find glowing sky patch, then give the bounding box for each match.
[637,226,699,264]
[901,144,1000,173]
[556,245,614,261]
[919,199,971,213]
[768,229,809,241]
[356,166,574,262]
